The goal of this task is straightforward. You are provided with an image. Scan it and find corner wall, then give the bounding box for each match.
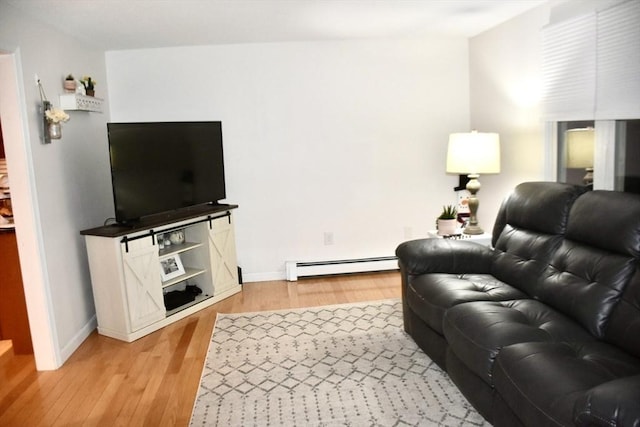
[469,3,552,226]
[0,3,113,368]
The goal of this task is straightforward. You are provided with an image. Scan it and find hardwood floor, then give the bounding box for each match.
[0,272,400,426]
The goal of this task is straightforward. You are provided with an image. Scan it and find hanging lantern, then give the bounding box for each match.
[38,79,70,144]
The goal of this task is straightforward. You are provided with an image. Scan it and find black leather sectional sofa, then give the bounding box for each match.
[396,182,640,426]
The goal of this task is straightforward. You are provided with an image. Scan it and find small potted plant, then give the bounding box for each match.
[437,204,458,236]
[80,76,96,96]
[63,74,76,92]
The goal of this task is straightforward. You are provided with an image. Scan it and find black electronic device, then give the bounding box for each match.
[107,121,226,224]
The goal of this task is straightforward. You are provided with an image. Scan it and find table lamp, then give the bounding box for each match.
[446,131,501,235]
[565,128,594,185]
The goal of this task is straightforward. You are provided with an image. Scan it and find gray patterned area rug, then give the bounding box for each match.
[190,299,489,426]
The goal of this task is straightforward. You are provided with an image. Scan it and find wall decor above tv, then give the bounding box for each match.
[107,121,226,224]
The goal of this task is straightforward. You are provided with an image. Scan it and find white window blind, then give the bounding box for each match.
[596,0,640,120]
[542,0,640,121]
[541,13,596,121]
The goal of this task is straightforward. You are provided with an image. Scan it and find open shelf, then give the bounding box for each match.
[158,241,203,259]
[165,294,212,317]
[161,267,206,288]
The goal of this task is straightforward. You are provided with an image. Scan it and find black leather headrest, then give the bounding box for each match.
[493,182,589,240]
[567,190,640,258]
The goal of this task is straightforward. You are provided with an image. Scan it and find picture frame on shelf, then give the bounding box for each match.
[160,254,185,282]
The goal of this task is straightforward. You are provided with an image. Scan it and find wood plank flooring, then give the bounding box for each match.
[0,272,400,426]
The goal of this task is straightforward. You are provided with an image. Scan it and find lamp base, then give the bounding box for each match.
[463,174,484,235]
[583,167,593,186]
[463,224,484,235]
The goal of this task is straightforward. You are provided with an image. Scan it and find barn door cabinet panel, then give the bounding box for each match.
[208,215,239,296]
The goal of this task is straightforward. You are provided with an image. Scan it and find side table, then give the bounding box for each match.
[427,229,492,247]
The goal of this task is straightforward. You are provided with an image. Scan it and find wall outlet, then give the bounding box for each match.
[324,232,334,245]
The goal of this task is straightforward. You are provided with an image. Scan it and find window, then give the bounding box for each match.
[551,119,640,193]
[557,121,595,187]
[543,0,640,192]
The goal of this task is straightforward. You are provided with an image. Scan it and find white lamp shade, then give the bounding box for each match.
[446,131,501,174]
[566,128,594,168]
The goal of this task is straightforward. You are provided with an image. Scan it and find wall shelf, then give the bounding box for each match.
[59,94,103,112]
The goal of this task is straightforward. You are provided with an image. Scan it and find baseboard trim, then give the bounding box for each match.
[58,315,97,366]
[285,256,398,281]
[242,271,286,283]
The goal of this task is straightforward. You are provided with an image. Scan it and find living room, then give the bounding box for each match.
[0,0,558,372]
[1,0,638,418]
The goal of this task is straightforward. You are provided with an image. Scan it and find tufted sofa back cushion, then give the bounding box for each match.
[607,271,640,358]
[566,191,640,258]
[492,227,564,296]
[538,191,640,346]
[492,182,588,244]
[491,182,588,295]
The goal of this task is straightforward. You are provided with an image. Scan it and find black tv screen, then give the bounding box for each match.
[107,121,226,224]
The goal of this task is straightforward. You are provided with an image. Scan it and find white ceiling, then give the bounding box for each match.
[5,0,547,50]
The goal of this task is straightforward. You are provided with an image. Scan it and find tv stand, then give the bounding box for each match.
[81,204,240,342]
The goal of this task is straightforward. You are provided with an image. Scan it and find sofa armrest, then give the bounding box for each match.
[573,375,640,427]
[395,238,493,276]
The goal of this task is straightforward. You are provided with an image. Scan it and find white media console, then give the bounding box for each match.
[81,204,240,342]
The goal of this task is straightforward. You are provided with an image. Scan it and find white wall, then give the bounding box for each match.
[0,3,113,368]
[106,38,471,281]
[469,3,552,228]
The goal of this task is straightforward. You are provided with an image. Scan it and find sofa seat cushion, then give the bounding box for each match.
[443,299,595,386]
[493,341,640,426]
[407,273,528,334]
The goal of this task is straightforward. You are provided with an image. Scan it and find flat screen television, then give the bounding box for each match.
[107,121,226,224]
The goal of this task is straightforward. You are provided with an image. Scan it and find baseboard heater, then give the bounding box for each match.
[285,256,398,281]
